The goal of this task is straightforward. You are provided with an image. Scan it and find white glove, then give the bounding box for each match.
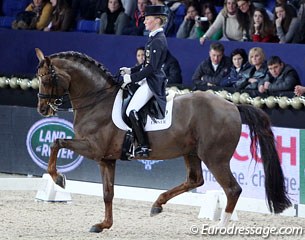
[121,74,132,88]
[120,67,131,76]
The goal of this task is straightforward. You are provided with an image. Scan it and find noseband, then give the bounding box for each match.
[37,63,69,111]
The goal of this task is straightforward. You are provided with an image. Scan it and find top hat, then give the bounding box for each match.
[145,5,168,17]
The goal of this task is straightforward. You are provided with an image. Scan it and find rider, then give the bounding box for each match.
[120,5,169,158]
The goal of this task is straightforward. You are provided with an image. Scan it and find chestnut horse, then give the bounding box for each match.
[35,48,291,233]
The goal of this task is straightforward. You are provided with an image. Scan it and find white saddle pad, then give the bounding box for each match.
[112,89,174,131]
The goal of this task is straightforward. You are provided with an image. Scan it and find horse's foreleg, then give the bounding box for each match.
[48,138,92,188]
[151,154,203,216]
[90,160,116,233]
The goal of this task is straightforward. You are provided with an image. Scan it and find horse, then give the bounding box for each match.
[35,48,291,233]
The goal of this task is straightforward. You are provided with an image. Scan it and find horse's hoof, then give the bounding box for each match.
[89,225,103,233]
[150,206,163,216]
[55,173,66,189]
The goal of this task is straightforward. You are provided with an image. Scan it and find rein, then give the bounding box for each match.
[37,63,121,112]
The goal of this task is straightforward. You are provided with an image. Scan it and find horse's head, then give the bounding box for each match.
[35,48,70,117]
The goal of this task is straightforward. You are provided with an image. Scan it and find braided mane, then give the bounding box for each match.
[49,51,115,84]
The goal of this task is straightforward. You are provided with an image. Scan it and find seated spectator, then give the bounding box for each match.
[258,56,300,93]
[294,85,305,96]
[99,0,130,35]
[151,0,176,37]
[274,3,300,43]
[122,0,150,36]
[12,0,53,30]
[250,8,278,42]
[236,0,255,41]
[192,42,231,90]
[167,0,187,36]
[71,0,107,22]
[176,2,200,39]
[135,46,145,66]
[292,0,305,43]
[200,0,243,44]
[44,0,74,32]
[276,0,298,15]
[196,2,222,40]
[220,48,251,87]
[163,51,183,85]
[122,0,137,18]
[235,47,268,90]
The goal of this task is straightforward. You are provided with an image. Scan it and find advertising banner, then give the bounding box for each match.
[196,125,300,204]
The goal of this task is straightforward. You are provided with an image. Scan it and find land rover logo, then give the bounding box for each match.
[26,117,83,172]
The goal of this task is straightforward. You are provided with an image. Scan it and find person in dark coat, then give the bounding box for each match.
[258,56,300,93]
[163,51,182,85]
[119,5,169,158]
[192,42,232,90]
[220,48,251,87]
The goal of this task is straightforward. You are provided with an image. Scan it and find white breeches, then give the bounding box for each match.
[126,80,154,117]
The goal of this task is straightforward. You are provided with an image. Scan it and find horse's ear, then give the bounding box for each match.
[35,48,45,62]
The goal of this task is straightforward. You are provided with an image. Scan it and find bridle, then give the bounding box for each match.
[37,63,69,112]
[37,62,121,112]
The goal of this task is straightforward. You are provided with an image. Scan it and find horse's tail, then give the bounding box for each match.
[237,104,292,214]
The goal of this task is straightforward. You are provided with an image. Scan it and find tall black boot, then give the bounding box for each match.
[129,110,150,157]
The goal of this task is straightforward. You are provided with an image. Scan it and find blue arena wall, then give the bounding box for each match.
[0,28,305,87]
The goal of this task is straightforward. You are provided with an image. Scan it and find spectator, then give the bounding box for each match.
[236,0,255,41]
[12,0,53,30]
[44,0,74,32]
[200,0,243,44]
[71,0,107,22]
[258,56,300,93]
[99,0,130,35]
[151,0,176,36]
[235,47,268,90]
[220,48,251,87]
[163,51,183,85]
[294,85,305,96]
[292,0,305,43]
[167,0,187,36]
[192,42,231,90]
[196,2,222,40]
[252,0,267,8]
[274,3,300,43]
[176,2,200,39]
[122,0,150,36]
[135,46,145,66]
[250,8,278,42]
[122,0,137,18]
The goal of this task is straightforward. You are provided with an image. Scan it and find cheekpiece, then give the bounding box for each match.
[145,5,168,17]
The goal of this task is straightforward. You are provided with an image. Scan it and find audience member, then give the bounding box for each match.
[292,0,305,43]
[150,0,176,36]
[176,2,200,39]
[236,0,255,41]
[294,85,305,96]
[122,0,137,18]
[122,0,150,36]
[12,0,53,30]
[167,0,187,36]
[163,51,183,85]
[252,0,267,8]
[44,0,73,32]
[196,2,222,40]
[99,0,130,35]
[135,46,145,66]
[235,47,268,90]
[71,0,107,22]
[200,0,243,44]
[250,8,278,42]
[258,56,300,93]
[220,48,251,87]
[192,42,231,90]
[274,3,300,43]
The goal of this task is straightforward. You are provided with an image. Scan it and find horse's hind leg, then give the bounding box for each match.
[151,154,204,216]
[206,160,242,227]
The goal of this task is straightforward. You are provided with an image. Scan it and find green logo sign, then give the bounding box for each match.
[26,118,83,172]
